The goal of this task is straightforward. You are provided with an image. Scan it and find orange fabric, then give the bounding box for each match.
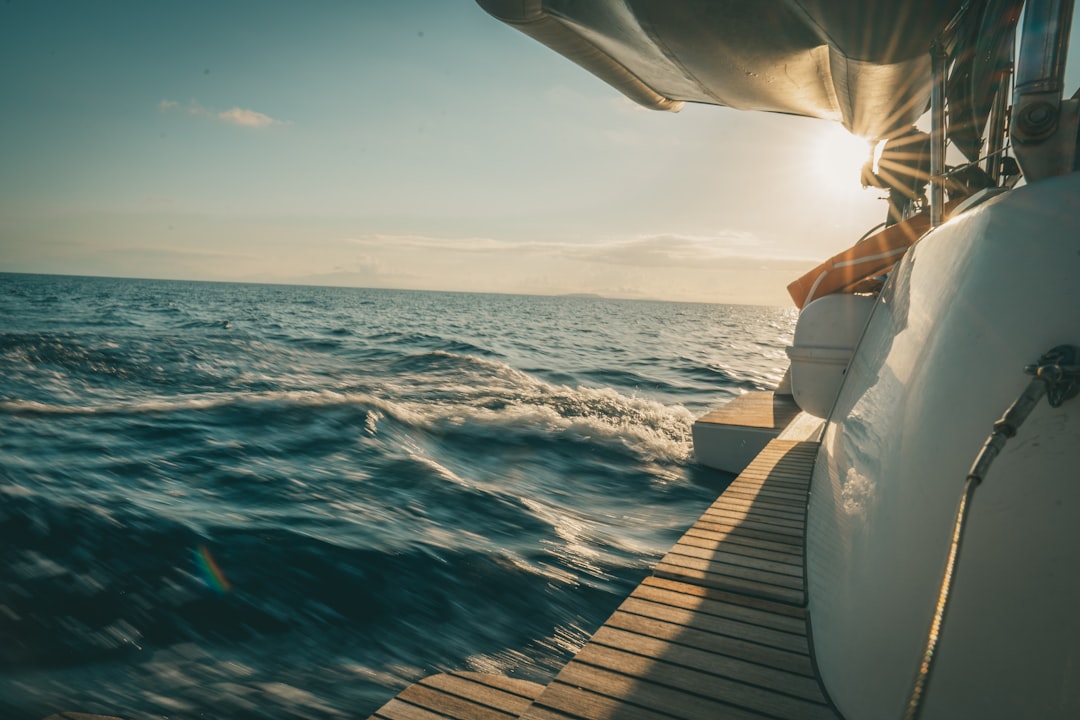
[786,200,963,308]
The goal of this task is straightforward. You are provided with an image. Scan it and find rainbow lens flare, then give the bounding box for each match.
[194,544,232,594]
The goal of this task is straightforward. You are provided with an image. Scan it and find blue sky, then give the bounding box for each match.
[3,2,1074,304]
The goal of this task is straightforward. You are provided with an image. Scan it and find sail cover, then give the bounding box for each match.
[477,0,972,140]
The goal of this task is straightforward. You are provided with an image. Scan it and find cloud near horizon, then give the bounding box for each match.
[350,232,801,263]
[3,214,813,306]
[334,232,815,305]
[575,233,786,268]
[158,99,282,128]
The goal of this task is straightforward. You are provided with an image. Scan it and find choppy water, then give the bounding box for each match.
[0,273,795,719]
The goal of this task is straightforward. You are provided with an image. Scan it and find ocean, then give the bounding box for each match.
[0,273,795,719]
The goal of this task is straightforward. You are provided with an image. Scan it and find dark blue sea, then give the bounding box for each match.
[0,273,795,719]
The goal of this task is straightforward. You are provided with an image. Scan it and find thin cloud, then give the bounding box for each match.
[575,233,781,268]
[345,232,803,265]
[217,107,276,128]
[158,99,284,128]
[348,234,566,255]
[98,246,250,263]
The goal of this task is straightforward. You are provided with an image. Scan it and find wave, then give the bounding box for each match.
[2,353,696,467]
[177,319,233,330]
[368,331,502,358]
[0,333,144,379]
[0,389,377,417]
[386,350,525,384]
[0,332,269,394]
[677,361,777,391]
[0,491,623,671]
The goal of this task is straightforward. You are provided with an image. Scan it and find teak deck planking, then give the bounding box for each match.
[371,672,546,720]
[694,392,801,430]
[370,437,840,720]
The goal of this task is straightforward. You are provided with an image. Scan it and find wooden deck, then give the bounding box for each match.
[370,438,839,720]
[371,672,546,720]
[694,392,801,430]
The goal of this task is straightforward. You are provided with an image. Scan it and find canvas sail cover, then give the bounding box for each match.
[477,0,973,140]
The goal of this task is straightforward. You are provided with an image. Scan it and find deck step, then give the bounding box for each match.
[692,392,802,473]
[695,392,802,430]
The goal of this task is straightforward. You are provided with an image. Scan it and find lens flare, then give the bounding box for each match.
[195,544,232,594]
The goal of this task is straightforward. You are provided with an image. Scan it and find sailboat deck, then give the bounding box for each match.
[371,439,839,720]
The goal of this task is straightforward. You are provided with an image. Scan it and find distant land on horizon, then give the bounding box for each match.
[1,271,792,309]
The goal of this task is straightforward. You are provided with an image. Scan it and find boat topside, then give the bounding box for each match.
[806,170,1080,720]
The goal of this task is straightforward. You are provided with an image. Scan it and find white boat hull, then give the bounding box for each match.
[806,171,1080,719]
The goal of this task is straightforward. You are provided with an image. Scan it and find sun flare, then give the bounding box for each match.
[809,123,875,201]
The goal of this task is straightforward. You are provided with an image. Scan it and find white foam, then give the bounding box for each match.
[2,372,694,462]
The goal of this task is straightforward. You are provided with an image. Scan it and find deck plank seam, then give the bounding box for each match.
[698,510,805,532]
[680,529,805,556]
[599,612,814,676]
[718,487,809,502]
[533,679,689,720]
[651,570,805,606]
[617,600,812,643]
[373,699,460,720]
[656,555,806,589]
[540,673,780,720]
[459,673,546,701]
[562,652,831,720]
[604,613,812,660]
[572,642,831,708]
[702,505,806,524]
[706,497,807,516]
[663,548,804,578]
[689,514,807,534]
[376,696,503,720]
[698,504,807,525]
[689,518,805,540]
[586,628,821,699]
[640,575,808,618]
[709,497,805,514]
[564,656,827,715]
[396,685,519,720]
[627,587,808,634]
[665,546,803,574]
[673,536,805,565]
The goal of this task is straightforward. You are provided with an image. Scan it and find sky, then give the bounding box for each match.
[1,2,1075,305]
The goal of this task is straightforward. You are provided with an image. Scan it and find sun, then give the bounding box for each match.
[807,123,876,201]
